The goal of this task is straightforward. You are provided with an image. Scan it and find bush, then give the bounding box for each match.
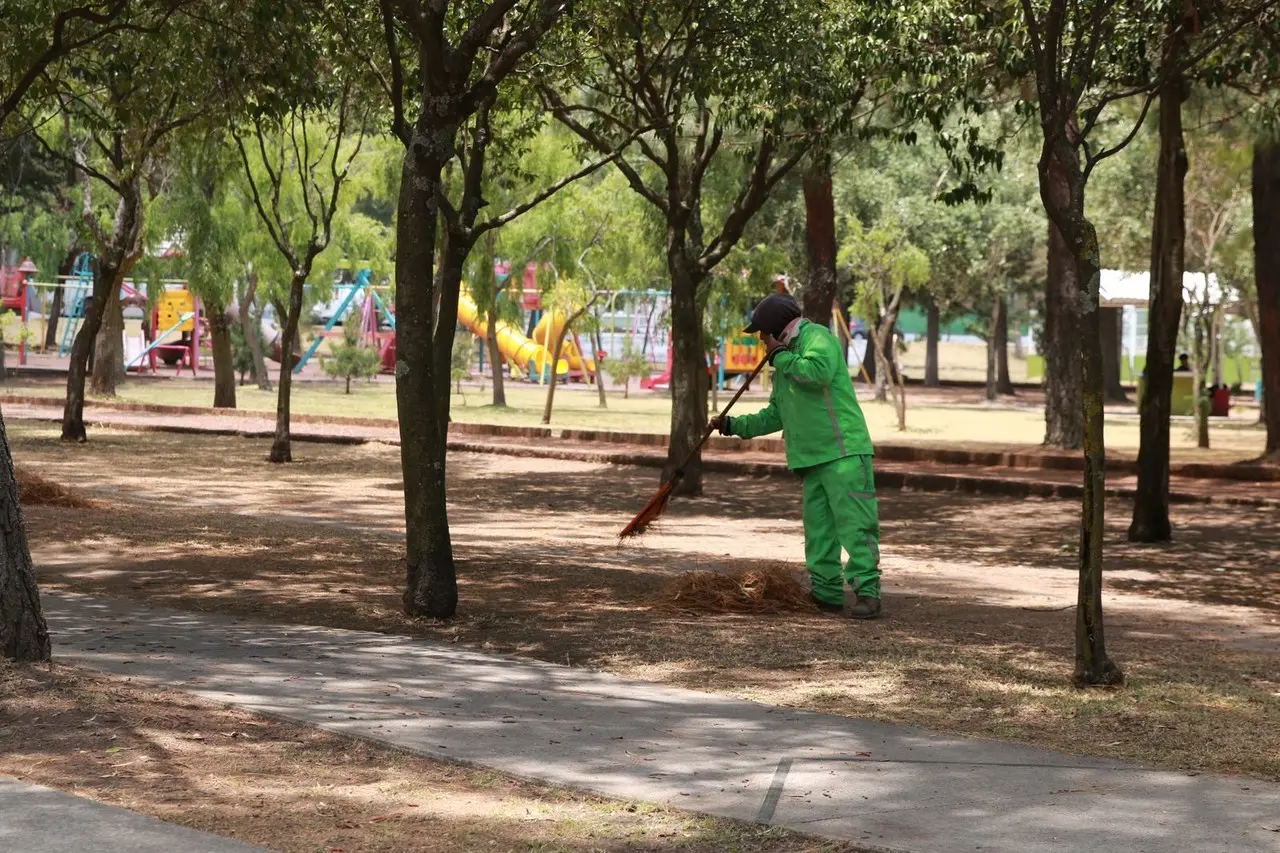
[321,324,381,393]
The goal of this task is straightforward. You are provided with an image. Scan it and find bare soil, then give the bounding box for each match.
[9,421,1280,783]
[0,663,854,853]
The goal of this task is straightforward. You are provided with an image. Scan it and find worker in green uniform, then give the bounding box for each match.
[710,293,881,619]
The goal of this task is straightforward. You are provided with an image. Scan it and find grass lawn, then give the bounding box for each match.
[5,375,1268,460]
[12,423,1280,783]
[0,663,854,853]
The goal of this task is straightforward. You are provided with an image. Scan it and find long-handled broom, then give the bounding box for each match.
[619,355,770,539]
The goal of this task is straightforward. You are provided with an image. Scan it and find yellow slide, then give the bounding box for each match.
[532,311,596,374]
[456,293,568,378]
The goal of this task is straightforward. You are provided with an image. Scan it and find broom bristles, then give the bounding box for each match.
[619,476,678,539]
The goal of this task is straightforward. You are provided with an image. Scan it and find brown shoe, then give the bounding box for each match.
[848,596,881,620]
[810,593,844,614]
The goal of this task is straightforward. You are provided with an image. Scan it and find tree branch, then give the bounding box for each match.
[473,125,654,236]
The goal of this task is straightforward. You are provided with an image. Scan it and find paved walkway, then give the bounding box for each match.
[0,776,265,852]
[40,592,1280,853]
[5,402,1276,506]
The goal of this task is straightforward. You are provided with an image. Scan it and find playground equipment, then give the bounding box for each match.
[456,292,568,379]
[129,286,201,375]
[291,269,396,375]
[531,309,596,376]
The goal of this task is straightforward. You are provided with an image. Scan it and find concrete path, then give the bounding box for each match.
[41,592,1280,853]
[0,776,266,853]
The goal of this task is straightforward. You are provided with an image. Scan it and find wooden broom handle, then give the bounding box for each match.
[676,355,770,473]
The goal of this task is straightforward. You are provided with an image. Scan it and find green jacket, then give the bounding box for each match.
[729,320,873,470]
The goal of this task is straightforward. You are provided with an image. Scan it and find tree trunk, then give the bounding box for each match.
[861,325,876,386]
[396,127,457,620]
[592,324,607,409]
[486,322,506,407]
[664,258,708,496]
[269,273,305,463]
[1100,306,1127,402]
[801,148,837,328]
[209,299,236,409]
[45,248,77,350]
[996,296,1015,395]
[1253,140,1280,459]
[1072,223,1123,687]
[1044,145,1085,450]
[871,309,898,402]
[925,300,940,387]
[482,232,506,408]
[62,194,141,441]
[90,270,126,396]
[986,300,999,402]
[239,273,272,392]
[541,322,568,425]
[1130,71,1188,542]
[1012,295,1027,359]
[0,413,50,662]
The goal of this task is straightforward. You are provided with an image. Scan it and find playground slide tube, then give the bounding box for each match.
[456,294,567,377]
[531,312,597,373]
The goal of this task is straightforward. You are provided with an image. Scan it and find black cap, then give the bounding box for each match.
[744,293,801,336]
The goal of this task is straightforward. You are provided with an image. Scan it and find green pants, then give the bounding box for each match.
[801,455,881,605]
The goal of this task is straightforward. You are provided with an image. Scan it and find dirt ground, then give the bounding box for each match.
[0,663,853,853]
[9,421,1280,784]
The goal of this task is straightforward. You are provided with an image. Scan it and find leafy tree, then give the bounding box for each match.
[318,0,578,619]
[605,336,651,399]
[322,321,381,393]
[541,0,829,496]
[1010,0,1268,684]
[840,219,929,429]
[234,88,370,463]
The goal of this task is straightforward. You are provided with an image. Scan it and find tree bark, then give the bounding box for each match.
[592,323,607,409]
[1072,224,1123,687]
[45,248,77,350]
[90,265,128,396]
[481,232,506,408]
[1036,131,1123,687]
[1254,140,1280,459]
[208,299,236,409]
[541,319,568,425]
[664,258,708,496]
[62,194,141,441]
[0,412,50,662]
[1130,71,1189,541]
[396,126,457,620]
[1043,145,1084,450]
[996,296,1015,396]
[269,273,304,463]
[986,300,999,401]
[925,300,940,387]
[240,273,272,392]
[801,148,837,328]
[1100,306,1127,402]
[872,309,898,402]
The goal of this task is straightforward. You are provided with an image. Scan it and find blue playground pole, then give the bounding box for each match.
[293,269,372,374]
[59,253,94,357]
[717,338,726,391]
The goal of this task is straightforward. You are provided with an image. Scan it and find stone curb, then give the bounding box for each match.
[6,393,1275,483]
[14,411,1271,509]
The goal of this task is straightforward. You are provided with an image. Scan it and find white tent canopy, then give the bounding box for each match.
[1099,269,1227,307]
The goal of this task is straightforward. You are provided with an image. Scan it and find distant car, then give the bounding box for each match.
[848,317,868,341]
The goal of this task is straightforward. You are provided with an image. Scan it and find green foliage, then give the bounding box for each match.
[604,337,652,398]
[229,320,261,385]
[321,322,380,393]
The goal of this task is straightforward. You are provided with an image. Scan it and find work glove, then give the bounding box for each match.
[709,415,733,436]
